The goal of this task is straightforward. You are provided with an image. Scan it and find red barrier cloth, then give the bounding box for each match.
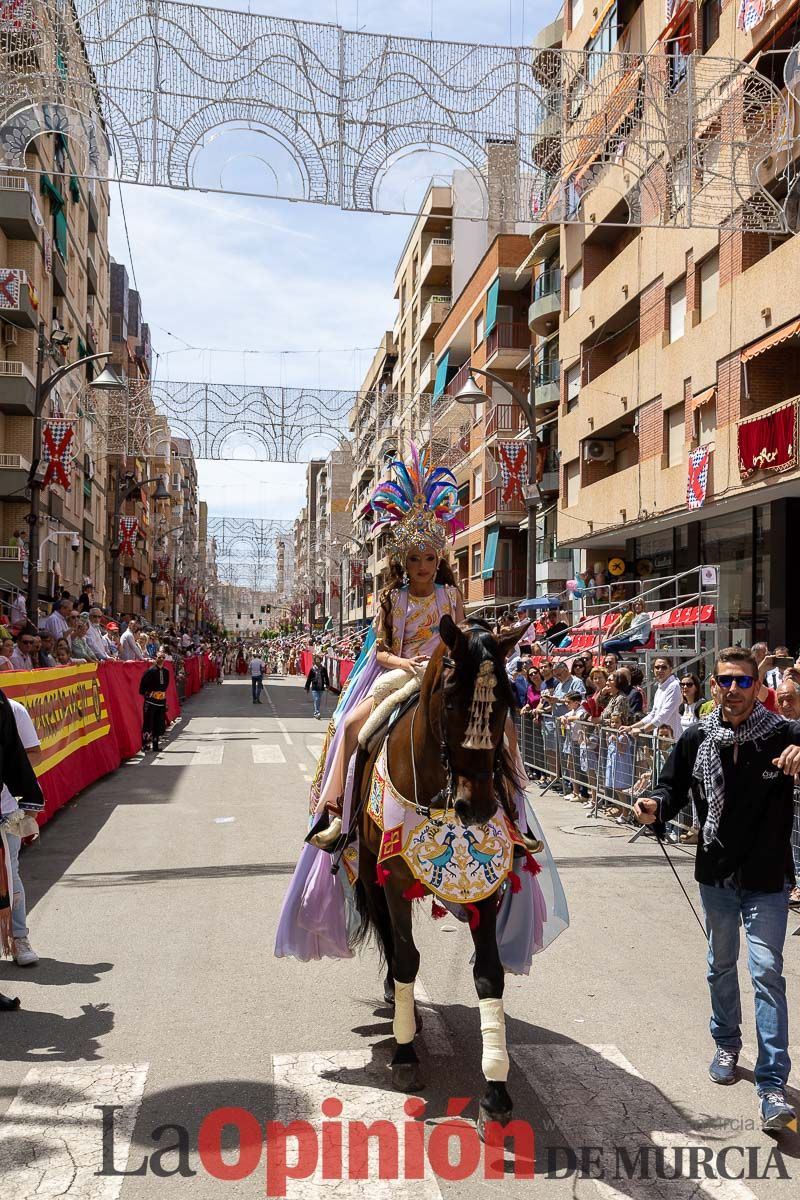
[339,659,355,686]
[299,651,313,677]
[738,401,797,479]
[184,655,201,696]
[2,664,122,826]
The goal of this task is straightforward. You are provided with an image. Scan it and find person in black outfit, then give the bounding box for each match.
[305,656,330,720]
[635,647,800,1133]
[139,647,170,752]
[0,689,44,1009]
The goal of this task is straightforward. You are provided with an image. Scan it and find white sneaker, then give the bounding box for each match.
[12,936,38,966]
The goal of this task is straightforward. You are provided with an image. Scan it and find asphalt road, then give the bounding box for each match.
[0,674,798,1198]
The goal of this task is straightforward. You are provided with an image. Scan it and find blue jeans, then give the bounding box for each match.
[251,675,263,701]
[600,635,647,654]
[699,879,792,1093]
[5,831,28,939]
[311,688,323,717]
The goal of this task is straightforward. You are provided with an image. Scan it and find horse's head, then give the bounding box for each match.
[426,614,530,827]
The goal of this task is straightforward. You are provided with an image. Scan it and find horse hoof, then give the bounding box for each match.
[477,1103,513,1142]
[391,1062,424,1093]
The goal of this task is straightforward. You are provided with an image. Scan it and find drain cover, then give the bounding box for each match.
[558,821,634,838]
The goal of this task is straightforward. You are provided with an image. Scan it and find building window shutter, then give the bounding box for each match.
[485,278,500,336]
[566,362,580,409]
[433,350,450,401]
[54,209,68,263]
[699,253,719,321]
[669,275,686,342]
[482,527,499,578]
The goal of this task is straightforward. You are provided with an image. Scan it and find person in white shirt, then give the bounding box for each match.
[0,697,43,965]
[764,647,791,691]
[625,656,682,740]
[10,634,35,671]
[84,608,110,660]
[250,654,265,704]
[41,598,72,640]
[119,618,145,661]
[9,592,26,628]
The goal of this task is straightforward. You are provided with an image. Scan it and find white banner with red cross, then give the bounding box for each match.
[42,420,75,489]
[496,441,528,506]
[0,268,21,309]
[117,516,139,556]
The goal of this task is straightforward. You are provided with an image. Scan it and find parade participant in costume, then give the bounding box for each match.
[139,647,169,753]
[275,446,569,968]
[306,445,465,850]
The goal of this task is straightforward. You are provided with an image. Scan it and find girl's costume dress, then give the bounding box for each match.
[274,445,569,969]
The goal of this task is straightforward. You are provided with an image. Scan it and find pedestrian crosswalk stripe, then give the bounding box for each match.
[511,1043,761,1200]
[0,1061,149,1198]
[252,745,286,763]
[191,744,225,765]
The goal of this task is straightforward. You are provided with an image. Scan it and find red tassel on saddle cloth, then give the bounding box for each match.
[465,903,480,930]
[431,898,447,919]
[402,880,428,901]
[508,870,522,894]
[375,864,391,887]
[522,851,541,877]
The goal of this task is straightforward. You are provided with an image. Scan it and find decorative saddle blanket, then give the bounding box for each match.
[366,743,526,905]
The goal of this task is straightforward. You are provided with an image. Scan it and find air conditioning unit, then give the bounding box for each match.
[2,322,18,346]
[583,439,615,463]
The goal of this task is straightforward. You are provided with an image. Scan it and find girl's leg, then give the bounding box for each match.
[314,696,374,817]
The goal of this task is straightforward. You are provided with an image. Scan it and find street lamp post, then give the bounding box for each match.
[26,324,124,620]
[149,567,159,622]
[454,363,539,602]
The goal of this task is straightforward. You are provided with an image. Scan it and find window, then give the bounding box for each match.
[471,545,482,577]
[696,400,716,445]
[566,460,580,507]
[566,362,580,411]
[567,265,583,316]
[474,312,485,344]
[571,0,584,26]
[699,252,719,321]
[585,3,620,83]
[457,481,470,509]
[669,152,689,218]
[665,405,684,466]
[669,275,686,343]
[473,466,483,499]
[702,0,721,52]
[667,20,693,92]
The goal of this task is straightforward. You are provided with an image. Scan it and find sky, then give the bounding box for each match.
[106,0,562,532]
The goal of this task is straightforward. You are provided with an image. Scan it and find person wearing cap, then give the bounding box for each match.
[84,609,110,660]
[104,624,120,657]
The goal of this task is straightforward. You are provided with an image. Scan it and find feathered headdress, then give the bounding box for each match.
[368,443,463,554]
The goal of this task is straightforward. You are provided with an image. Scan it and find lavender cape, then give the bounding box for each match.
[274,598,569,967]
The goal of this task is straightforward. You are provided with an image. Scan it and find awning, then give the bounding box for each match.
[514,248,535,282]
[433,350,450,401]
[482,527,499,579]
[692,385,716,411]
[741,318,800,362]
[39,173,64,212]
[485,278,500,336]
[588,0,616,39]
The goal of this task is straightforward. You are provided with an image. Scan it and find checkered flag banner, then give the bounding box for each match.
[42,420,75,489]
[687,446,710,510]
[737,0,769,33]
[117,516,139,556]
[496,441,528,506]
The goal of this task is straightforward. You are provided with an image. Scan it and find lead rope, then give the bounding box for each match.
[653,833,709,940]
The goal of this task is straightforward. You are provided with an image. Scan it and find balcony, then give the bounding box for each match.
[0,268,38,328]
[0,360,36,415]
[533,358,560,409]
[419,295,451,340]
[0,452,31,499]
[485,321,531,368]
[486,403,525,438]
[443,359,472,400]
[420,238,452,286]
[0,177,41,240]
[484,486,525,520]
[484,568,527,601]
[531,111,561,172]
[419,352,435,391]
[529,268,561,335]
[88,189,99,233]
[86,318,98,355]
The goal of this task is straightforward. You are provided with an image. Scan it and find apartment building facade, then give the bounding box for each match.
[0,8,112,611]
[545,0,800,647]
[314,440,353,631]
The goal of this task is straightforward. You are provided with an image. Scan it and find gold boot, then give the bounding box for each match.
[311,816,343,850]
[520,832,544,855]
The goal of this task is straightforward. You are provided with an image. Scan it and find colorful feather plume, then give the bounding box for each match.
[368,442,464,553]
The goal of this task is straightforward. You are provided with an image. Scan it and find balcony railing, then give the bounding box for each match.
[485,321,531,358]
[484,486,526,517]
[536,538,572,563]
[484,568,527,599]
[0,453,31,471]
[533,359,560,387]
[485,403,526,437]
[533,268,561,302]
[443,359,472,399]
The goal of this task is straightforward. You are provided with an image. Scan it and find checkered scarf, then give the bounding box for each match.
[693,701,784,847]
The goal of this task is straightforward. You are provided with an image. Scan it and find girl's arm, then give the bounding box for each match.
[373,595,417,673]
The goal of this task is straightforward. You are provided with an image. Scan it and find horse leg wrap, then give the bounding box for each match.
[479,997,509,1082]
[393,979,416,1044]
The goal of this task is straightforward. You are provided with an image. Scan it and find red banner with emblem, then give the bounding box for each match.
[738,401,797,480]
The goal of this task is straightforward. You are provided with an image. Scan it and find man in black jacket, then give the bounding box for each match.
[635,647,800,1133]
[305,656,330,719]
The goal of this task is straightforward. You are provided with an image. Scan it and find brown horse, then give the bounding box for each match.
[352,614,527,1135]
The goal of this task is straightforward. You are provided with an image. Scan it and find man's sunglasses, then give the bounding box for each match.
[715,674,755,690]
[19,639,34,646]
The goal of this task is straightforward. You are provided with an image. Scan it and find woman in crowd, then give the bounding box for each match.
[0,633,13,670]
[69,614,97,663]
[521,666,543,713]
[600,670,635,817]
[676,673,704,843]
